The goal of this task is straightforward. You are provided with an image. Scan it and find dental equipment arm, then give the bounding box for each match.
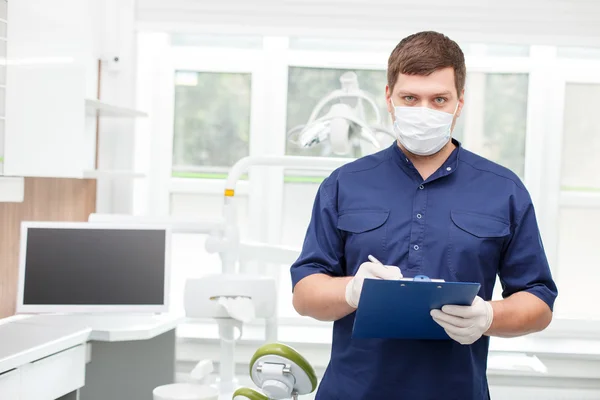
[192,155,352,395]
[219,155,353,276]
[209,155,352,278]
[88,213,224,233]
[224,156,353,193]
[238,242,300,267]
[220,155,353,334]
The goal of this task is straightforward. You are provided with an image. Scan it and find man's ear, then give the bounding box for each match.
[456,88,465,117]
[386,85,394,114]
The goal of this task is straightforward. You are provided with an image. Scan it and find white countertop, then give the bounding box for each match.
[13,313,182,342]
[0,313,182,374]
[0,322,91,374]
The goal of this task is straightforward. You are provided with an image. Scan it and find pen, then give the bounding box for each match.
[368,254,382,264]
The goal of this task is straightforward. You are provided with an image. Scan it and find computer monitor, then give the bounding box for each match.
[17,221,171,314]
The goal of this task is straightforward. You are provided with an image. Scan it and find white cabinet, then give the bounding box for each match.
[0,369,20,399]
[4,0,95,178]
[21,345,86,400]
[0,345,86,400]
[3,0,97,178]
[2,0,146,180]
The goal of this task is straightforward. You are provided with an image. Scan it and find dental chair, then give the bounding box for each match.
[153,342,317,400]
[232,343,318,400]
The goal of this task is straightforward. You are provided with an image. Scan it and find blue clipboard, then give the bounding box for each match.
[352,276,481,340]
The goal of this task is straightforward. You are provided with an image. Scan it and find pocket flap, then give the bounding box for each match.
[337,210,390,233]
[450,211,510,238]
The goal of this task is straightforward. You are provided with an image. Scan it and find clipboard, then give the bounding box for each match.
[352,276,481,340]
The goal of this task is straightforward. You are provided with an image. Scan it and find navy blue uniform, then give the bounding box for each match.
[291,141,557,400]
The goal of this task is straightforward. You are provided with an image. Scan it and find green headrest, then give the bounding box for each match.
[249,342,318,392]
[232,387,270,400]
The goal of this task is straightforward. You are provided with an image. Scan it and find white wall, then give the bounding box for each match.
[137,0,600,48]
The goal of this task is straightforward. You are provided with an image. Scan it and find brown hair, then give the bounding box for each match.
[387,31,466,96]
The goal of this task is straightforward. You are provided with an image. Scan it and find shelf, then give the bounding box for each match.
[85,99,148,118]
[82,170,146,179]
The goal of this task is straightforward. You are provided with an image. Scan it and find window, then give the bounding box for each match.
[554,82,600,319]
[285,67,391,158]
[560,83,600,191]
[455,73,529,178]
[555,208,600,319]
[172,71,252,177]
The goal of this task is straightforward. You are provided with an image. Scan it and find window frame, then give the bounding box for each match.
[557,58,600,204]
[535,55,600,281]
[169,45,264,194]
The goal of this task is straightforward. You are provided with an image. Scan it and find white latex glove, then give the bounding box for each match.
[345,261,402,309]
[430,296,494,345]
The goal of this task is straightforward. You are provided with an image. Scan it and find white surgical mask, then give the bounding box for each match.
[391,101,459,156]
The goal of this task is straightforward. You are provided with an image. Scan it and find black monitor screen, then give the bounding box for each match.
[23,227,166,305]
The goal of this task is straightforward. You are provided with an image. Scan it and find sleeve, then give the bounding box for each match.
[290,178,346,291]
[499,190,558,311]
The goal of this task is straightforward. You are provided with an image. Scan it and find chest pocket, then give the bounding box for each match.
[447,210,510,284]
[337,210,389,274]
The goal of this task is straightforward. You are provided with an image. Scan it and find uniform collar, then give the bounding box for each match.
[389,139,462,183]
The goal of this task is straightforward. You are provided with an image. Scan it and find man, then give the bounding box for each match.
[290,31,557,400]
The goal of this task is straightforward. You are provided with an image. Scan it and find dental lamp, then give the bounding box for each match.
[287,71,395,156]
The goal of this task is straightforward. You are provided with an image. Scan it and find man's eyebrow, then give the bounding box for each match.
[396,90,453,97]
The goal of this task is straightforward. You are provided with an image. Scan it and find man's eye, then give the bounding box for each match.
[404,96,415,102]
[434,97,447,104]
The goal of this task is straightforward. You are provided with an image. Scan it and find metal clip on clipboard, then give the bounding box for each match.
[399,275,445,283]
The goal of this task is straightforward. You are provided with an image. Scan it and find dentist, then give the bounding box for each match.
[290,31,557,400]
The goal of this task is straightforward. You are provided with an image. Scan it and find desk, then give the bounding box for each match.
[0,314,182,400]
[0,320,91,400]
